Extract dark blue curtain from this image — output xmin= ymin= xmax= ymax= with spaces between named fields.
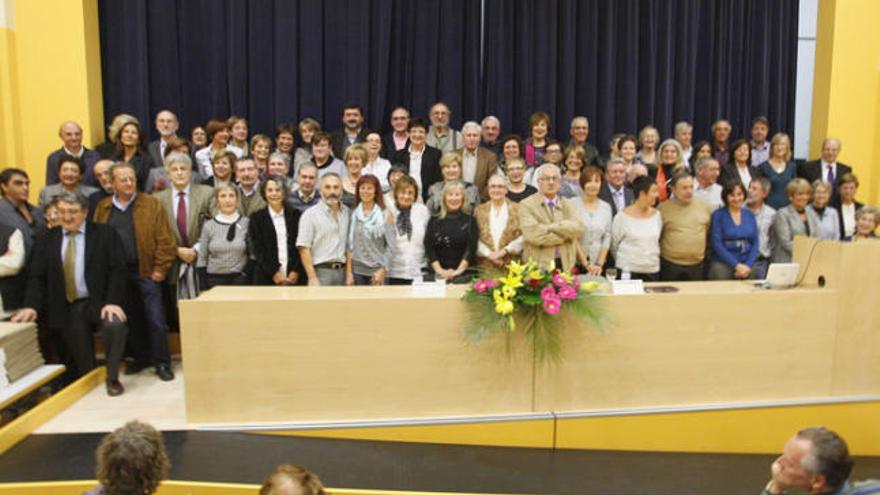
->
xmin=99 ymin=0 xmax=797 ymax=149
xmin=98 ymin=0 xmax=482 ymax=140
xmin=482 ymin=0 xmax=799 ymax=151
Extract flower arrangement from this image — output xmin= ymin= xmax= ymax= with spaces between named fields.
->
xmin=462 ymin=260 xmax=606 ymax=364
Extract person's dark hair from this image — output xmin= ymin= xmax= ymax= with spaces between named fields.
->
xmin=205 ymin=119 xmax=229 ymax=143
xmin=163 ymin=136 xmax=193 ymax=159
xmin=276 ymin=122 xmax=296 ymax=140
xmin=260 ymin=174 xmax=290 ymax=202
xmin=114 ymin=121 xmax=145 ymax=157
xmin=408 ymin=117 xmax=429 ymax=132
xmin=690 ymin=140 xmax=713 ymax=168
xmin=721 ymin=181 xmax=747 ymax=207
xmin=354 ymin=174 xmax=384 ymax=210
xmin=730 ymin=139 xmax=752 ymax=165
xmin=751 ymin=115 xmax=770 ymax=129
xmin=617 ymin=134 xmax=638 ymax=153
xmin=528 ymin=111 xmax=552 ymax=136
xmin=0 ymin=168 xmax=27 ymax=198
xmin=669 ymin=172 xmax=693 ymax=189
xmin=311 ymin=131 xmax=332 ymax=147
xmin=57 ymin=154 xmax=86 ymax=175
xmin=796 ymin=427 xmax=854 ymax=491
xmin=609 ymin=133 xmax=626 ymax=150
xmin=259 ymin=464 xmax=327 ymax=495
xmin=501 ymin=134 xmax=523 ymax=153
xmin=341 ymin=102 xmax=363 ymax=115
xmin=386 ymin=165 xmax=407 ymax=182
xmin=95 ymin=420 xmax=169 ymax=495
xmin=631 ymin=175 xmax=655 ymax=198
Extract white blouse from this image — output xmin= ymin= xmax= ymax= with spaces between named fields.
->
xmin=611 ymin=210 xmax=663 ymax=274
xmin=477 ymin=202 xmax=524 ymax=256
xmin=384 ymin=203 xmax=430 ymax=280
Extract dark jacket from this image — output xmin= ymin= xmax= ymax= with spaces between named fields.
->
xmin=45 ymin=147 xmax=102 ymax=187
xmin=248 ymin=206 xmax=302 ymax=285
xmin=798 ymin=160 xmax=853 ymax=205
xmin=113 ymin=149 xmax=156 ymax=192
xmin=381 ymin=132 xmax=409 ymax=158
xmin=719 ymin=162 xmax=763 ymax=188
xmin=330 ymin=128 xmax=370 ymax=158
xmin=391 ymin=146 xmax=443 ymax=201
xmin=598 ymin=182 xmax=635 ymax=217
xmin=23 ymin=224 xmax=126 ymax=328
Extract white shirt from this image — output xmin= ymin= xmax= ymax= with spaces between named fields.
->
xmin=681 ymin=146 xmax=692 ymax=164
xmin=364 ymin=157 xmax=392 ymax=192
xmin=611 ymin=210 xmax=663 ymax=274
xmin=477 ymin=202 xmax=524 ymax=256
xmin=736 ymin=164 xmax=753 ymax=188
xmin=269 ymin=207 xmax=288 ymax=275
xmin=384 ymin=203 xmax=430 ymax=280
xmin=63 ymin=146 xmax=85 ymax=158
xmin=462 ymin=149 xmax=478 ymax=183
xmin=195 ymin=145 xmax=244 ymax=177
xmin=821 ymin=160 xmax=838 ymax=182
xmin=694 ymin=182 xmax=723 ymax=211
xmin=408 ymin=146 xmax=425 ymax=192
xmin=841 ymin=202 xmax=856 ymax=238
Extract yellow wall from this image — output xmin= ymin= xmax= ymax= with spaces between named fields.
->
xmin=810 ymin=0 xmax=880 ymax=204
xmin=0 ymin=0 xmax=103 ymax=200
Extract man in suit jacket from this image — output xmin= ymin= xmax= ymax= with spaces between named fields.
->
xmin=568 ymin=116 xmax=601 ymax=167
xmin=330 ymin=104 xmax=370 ymax=158
xmin=45 ymin=121 xmax=102 ymax=187
xmin=798 ymin=138 xmax=852 ymax=204
xmin=454 ymin=121 xmax=499 ymax=201
xmin=147 ymin=110 xmax=180 ymax=170
xmin=597 ymin=158 xmax=635 ymax=217
xmin=391 ymin=118 xmax=442 ymax=201
xmin=382 ymin=106 xmax=410 ymax=158
xmin=519 ymin=164 xmax=584 ymax=271
xmin=13 ymin=192 xmax=128 ymax=396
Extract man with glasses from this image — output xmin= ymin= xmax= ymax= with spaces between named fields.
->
xmin=426 ymin=102 xmax=463 ymax=153
xmin=383 ymin=106 xmax=411 ymax=157
xmin=518 ymin=164 xmax=584 ymax=271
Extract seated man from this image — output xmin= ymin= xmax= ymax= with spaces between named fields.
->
xmin=519 ymin=164 xmax=584 ymax=271
xmin=762 ymin=427 xmax=878 ymax=495
xmin=13 ymin=192 xmax=128 ymax=396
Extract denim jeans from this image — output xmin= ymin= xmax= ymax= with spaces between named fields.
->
xmin=124 ymin=273 xmax=170 ymax=367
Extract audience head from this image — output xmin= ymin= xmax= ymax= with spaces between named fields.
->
xmin=211 ymin=150 xmax=236 ymax=182
xmin=604 ymin=157 xmax=627 ymax=189
xmin=55 ymin=192 xmax=89 ymax=232
xmin=227 ymin=116 xmax=249 ymax=144
xmin=297 ymin=118 xmax=320 ymax=146
xmin=311 ymin=132 xmax=332 ymax=162
xmin=276 ymin=123 xmax=297 ymax=153
xmin=393 ymin=175 xmax=419 ymax=209
xmin=658 ymin=139 xmax=684 ymax=168
xmin=354 ymin=174 xmax=384 ymax=209
xmin=440 ymin=152 xmax=463 ymax=181
xmin=770 ymin=132 xmax=793 ymax=161
xmin=57 ymin=155 xmax=86 ymax=188
xmin=692 ymin=140 xmax=713 ymax=161
xmin=191 ymin=125 xmax=208 ymax=149
xmin=267 ymin=152 xmax=291 ymax=178
xmin=364 ymin=131 xmax=383 ymax=159
xmin=205 ymin=119 xmax=230 ymax=146
xmin=117 ymin=120 xmax=145 ymax=153
xmin=58 ymin=121 xmax=84 ymax=151
xmin=319 ymin=173 xmax=343 ymax=207
xmin=481 ymin=116 xmax=501 ymax=143
xmin=712 ymin=119 xmax=732 ymax=145
xmin=93 ymin=159 xmax=114 ymax=192
xmin=234 ymin=157 xmax=259 ymax=190
xmin=162 ymin=136 xmax=193 ymax=160
xmin=343 ymin=144 xmax=368 ymax=176
xmin=674 ymin=121 xmax=693 ymax=149
xmin=543 ymin=141 xmax=563 ymax=165
xmin=535 ymin=163 xmax=562 ymax=199
xmin=386 ymin=166 xmax=407 ymax=189
xmin=771 ymin=427 xmax=853 ymax=493
xmin=109 ymin=162 xmax=137 ymax=199
xmin=487 ymin=174 xmax=508 ymax=203
xmin=44 ymin=197 xmax=61 ymax=228
xmin=579 ymin=166 xmax=603 ymax=197
xmin=751 ymin=116 xmax=769 ymax=144
xmin=721 ymin=181 xmax=747 ymax=209
xmin=730 ymin=139 xmax=752 ymax=166
xmin=670 ymin=173 xmax=695 ymax=204
xmin=855 ymin=206 xmax=879 ymax=237
xmin=439 ymin=181 xmax=468 ymax=218
xmin=341 ymin=103 xmax=364 ymax=131
xmin=631 ymin=175 xmax=658 ymax=205
xmin=214 ymin=184 xmax=240 ymax=215
xmin=617 ymin=135 xmax=638 ymax=164
xmin=786 ymin=178 xmax=812 ymax=211
xmin=297 ymin=163 xmax=318 ymax=195
xmin=501 ymin=134 xmax=523 ymax=161
xmin=638 ymin=126 xmax=660 ymax=151
xmin=528 ymin=111 xmax=551 ymax=141
xmin=251 ymin=134 xmax=273 ymax=163
xmin=608 ymin=133 xmax=626 ymax=157
xmin=408 ymin=118 xmax=429 ymax=147
xmin=821 ymin=138 xmax=842 ymax=164
xmin=569 ymin=116 xmax=590 ymax=144
xmin=429 ymin=102 xmax=452 ymax=129
xmin=748 ymin=176 xmax=771 ymax=206
xmin=0 ymin=168 xmax=29 ymax=204
xmin=504 ymin=158 xmax=527 ymax=185
xmin=390 ymin=107 xmax=410 ymax=133
xmin=259 ymin=464 xmax=327 ymax=495
xmin=107 ymin=114 xmax=140 ymax=145
xmin=95 ymin=421 xmax=169 ymax=495
xmin=164 ymin=152 xmax=193 ymax=190
xmin=695 ymin=157 xmax=720 ymax=186
xmin=626 ymin=163 xmax=649 ymax=185
xmin=811 ymin=180 xmax=832 ymax=209
xmin=563 ymin=145 xmax=586 ymax=174
xmin=461 ymin=121 xmax=482 ymax=150
xmin=154 ymin=110 xmax=179 ymax=139
xmin=837 ymin=173 xmax=859 ymax=204
xmin=260 ymin=174 xmax=290 ymax=208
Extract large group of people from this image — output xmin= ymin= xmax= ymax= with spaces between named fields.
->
xmin=1 ymin=105 xmax=878 ymax=396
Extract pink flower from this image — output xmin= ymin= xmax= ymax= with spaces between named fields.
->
xmin=540 ymin=286 xmax=557 ymax=300
xmin=558 ymin=284 xmax=577 ymax=300
xmin=543 ymin=296 xmax=562 ymax=315
xmin=552 ymin=273 xmax=568 ymax=287
xmin=473 ymin=279 xmax=497 ymax=293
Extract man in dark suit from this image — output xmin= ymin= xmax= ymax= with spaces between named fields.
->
xmin=46 ymin=121 xmax=101 ymax=187
xmin=454 ymin=121 xmax=499 ymax=201
xmin=12 ymin=192 xmax=128 ymax=396
xmin=330 ymin=103 xmax=370 ymax=158
xmin=597 ymin=157 xmax=634 ymax=217
xmin=798 ymin=138 xmax=852 ymax=204
xmin=147 ymin=110 xmax=179 ymax=169
xmin=390 ymin=118 xmax=442 ymax=201
xmin=382 ymin=106 xmax=410 ymax=158
xmin=568 ymin=116 xmax=601 ymax=167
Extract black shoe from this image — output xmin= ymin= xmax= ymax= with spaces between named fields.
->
xmin=156 ymin=365 xmax=175 ymax=381
xmin=106 ymin=380 xmax=124 ymax=397
xmin=124 ymin=360 xmax=150 ymax=375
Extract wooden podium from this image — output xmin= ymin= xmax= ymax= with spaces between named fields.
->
xmin=180 ymin=238 xmax=880 ymax=444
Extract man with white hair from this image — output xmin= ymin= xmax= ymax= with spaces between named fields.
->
xmin=480 ymin=116 xmax=502 ymax=156
xmin=454 ymin=121 xmax=498 ymax=201
xmin=46 ymin=121 xmax=102 ymax=186
xmin=674 ymin=121 xmax=694 ymax=164
xmin=518 ymin=164 xmax=584 ymax=271
xmin=568 ymin=116 xmax=600 ymax=167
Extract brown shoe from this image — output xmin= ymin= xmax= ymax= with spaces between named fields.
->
xmin=106 ymin=380 xmax=124 ymax=397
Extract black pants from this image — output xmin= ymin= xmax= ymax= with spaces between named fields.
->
xmin=56 ymin=299 xmax=128 ymax=381
xmin=629 ymin=272 xmax=660 ymax=282
xmin=659 ymin=257 xmax=704 ymax=282
xmin=207 ymin=272 xmax=249 ymax=288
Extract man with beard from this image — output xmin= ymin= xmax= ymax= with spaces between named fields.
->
xmin=330 ymin=104 xmax=369 ymax=158
xmin=426 ymin=101 xmax=463 ymax=153
xmin=296 ymin=173 xmax=350 ymax=286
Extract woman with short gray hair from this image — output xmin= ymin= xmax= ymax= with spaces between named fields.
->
xmin=807 ymin=180 xmax=840 ymax=241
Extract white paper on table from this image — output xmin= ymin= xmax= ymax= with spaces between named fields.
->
xmin=611 ymin=279 xmax=644 ymax=295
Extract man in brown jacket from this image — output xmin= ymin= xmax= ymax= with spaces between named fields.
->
xmin=93 ymin=162 xmax=177 ymax=381
xmin=519 ymin=164 xmax=584 ymax=271
xmin=454 ymin=121 xmax=498 ymax=201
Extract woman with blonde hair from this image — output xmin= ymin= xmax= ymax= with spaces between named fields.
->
xmin=770 ymin=178 xmax=820 ymax=262
xmin=653 ymin=139 xmax=685 ymax=202
xmin=342 ymin=144 xmax=369 ymax=208
xmin=424 ymin=182 xmax=479 ymax=283
xmin=758 ymin=132 xmax=797 ymax=209
xmin=425 ymin=152 xmax=480 ymax=215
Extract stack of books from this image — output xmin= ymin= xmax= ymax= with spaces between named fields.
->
xmin=0 ymin=323 xmax=44 ymax=390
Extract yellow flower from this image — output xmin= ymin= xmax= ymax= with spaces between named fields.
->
xmin=546 ymin=259 xmax=556 ymax=271
xmin=580 ymin=281 xmax=600 ymax=292
xmin=495 ymin=298 xmax=514 ymax=315
xmin=528 ymin=269 xmax=544 ymax=280
xmin=507 ymin=260 xmax=527 ymax=276
xmin=493 ymin=289 xmax=505 ymax=304
xmin=498 ymin=272 xmax=524 ymax=289
xmin=508 ymin=315 xmax=516 ymax=331
xmin=502 ymin=285 xmax=516 ymax=299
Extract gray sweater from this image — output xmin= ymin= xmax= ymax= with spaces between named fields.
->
xmin=197 ymin=216 xmax=250 ymax=274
